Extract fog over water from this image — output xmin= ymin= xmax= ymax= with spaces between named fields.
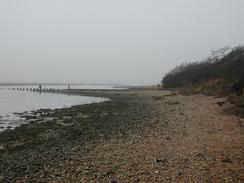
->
xmin=0 ymin=0 xmax=244 ymax=85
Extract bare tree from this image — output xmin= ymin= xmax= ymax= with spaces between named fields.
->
xmin=210 ymin=46 xmax=231 ymax=62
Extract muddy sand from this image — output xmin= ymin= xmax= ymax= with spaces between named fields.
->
xmin=0 ymin=89 xmax=243 ymax=182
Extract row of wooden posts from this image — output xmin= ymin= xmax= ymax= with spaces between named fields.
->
xmin=0 ymin=87 xmax=59 ymax=92
xmin=0 ymin=84 xmax=68 ymax=92
xmin=0 ymin=85 xmax=72 ymax=93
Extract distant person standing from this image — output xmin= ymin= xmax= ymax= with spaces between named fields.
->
xmin=39 ymin=84 xmax=42 ymax=91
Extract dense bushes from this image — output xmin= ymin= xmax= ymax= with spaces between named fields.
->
xmin=162 ymin=46 xmax=244 ymax=95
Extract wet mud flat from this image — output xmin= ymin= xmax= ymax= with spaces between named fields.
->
xmin=0 ymin=90 xmax=152 ymax=182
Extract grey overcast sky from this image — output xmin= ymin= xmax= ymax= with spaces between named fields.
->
xmin=0 ymin=0 xmax=244 ymax=85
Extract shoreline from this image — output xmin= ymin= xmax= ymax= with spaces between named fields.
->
xmin=0 ymin=89 xmax=243 ymax=182
xmin=0 ymin=89 xmax=152 ymax=182
xmin=0 ymin=90 xmax=110 ymax=132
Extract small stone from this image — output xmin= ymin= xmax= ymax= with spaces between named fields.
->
xmin=221 ymin=157 xmax=232 ymax=163
xmin=111 ymin=180 xmax=118 ymax=183
xmin=165 ymin=137 xmax=171 ymax=140
xmin=155 ymin=158 xmax=166 ymax=163
xmin=176 ymin=169 xmax=182 ymax=176
xmin=106 ymin=171 xmax=115 ymax=176
xmin=0 ymin=144 xmax=4 ymax=151
xmin=155 ymin=170 xmax=159 ymax=174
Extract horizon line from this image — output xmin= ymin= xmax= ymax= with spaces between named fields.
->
xmin=0 ymin=82 xmax=134 ymax=86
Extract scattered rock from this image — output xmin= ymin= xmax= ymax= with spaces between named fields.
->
xmin=152 ymin=96 xmax=165 ymax=100
xmin=238 ymin=101 xmax=244 ymax=108
xmin=0 ymin=144 xmax=4 ymax=151
xmin=163 ymin=93 xmax=178 ymax=97
xmin=165 ymin=101 xmax=179 ymax=105
xmin=111 ymin=180 xmax=118 ymax=183
xmin=196 ymin=153 xmax=203 ymax=157
xmin=155 ymin=158 xmax=166 ymax=163
xmin=165 ymin=136 xmax=171 ymax=140
xmin=24 ymin=115 xmax=38 ymax=120
xmin=0 ymin=89 xmax=243 ymax=182
xmin=177 ymin=169 xmax=182 ymax=176
xmin=105 ymin=171 xmax=115 ymax=176
xmin=221 ymin=157 xmax=232 ymax=163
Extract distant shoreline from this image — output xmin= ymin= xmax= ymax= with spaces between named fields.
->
xmin=0 ymin=82 xmax=130 ymax=86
